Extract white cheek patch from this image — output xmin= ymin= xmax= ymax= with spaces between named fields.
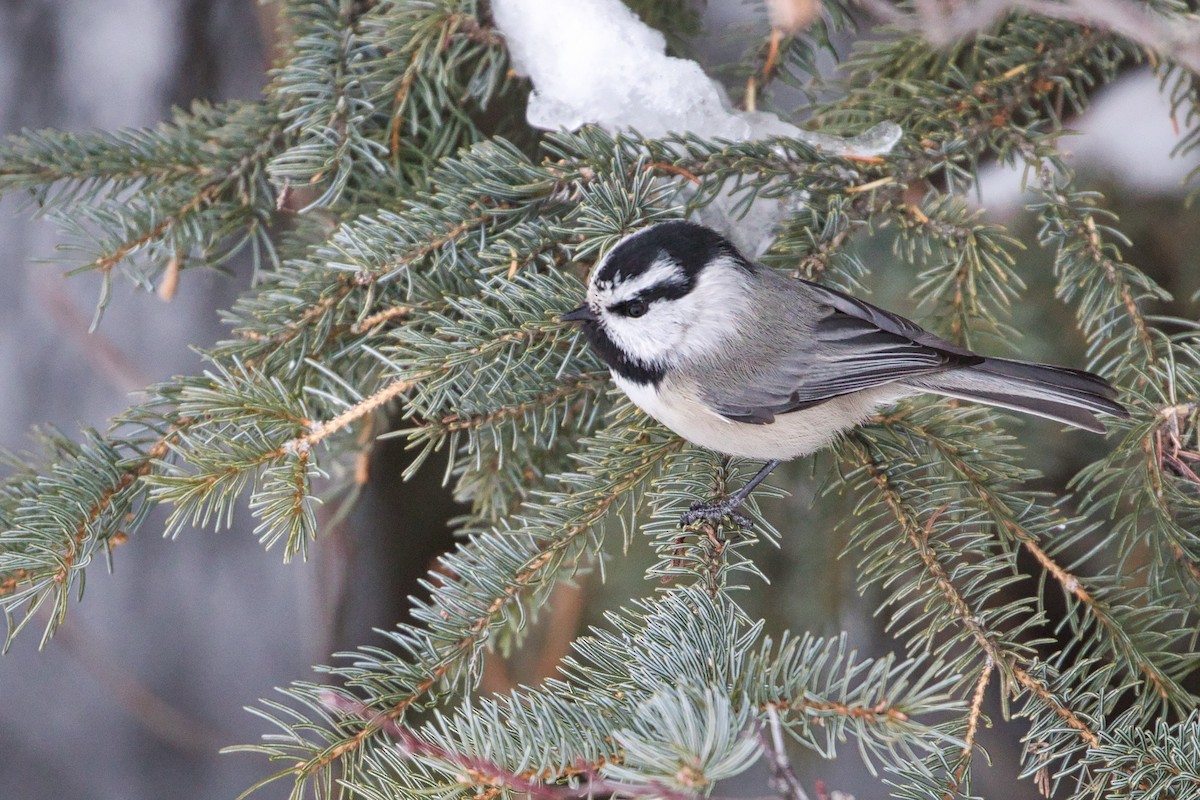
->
xmin=587 ymin=254 xmax=751 ymax=372
xmin=665 ymin=258 xmax=749 ymax=361
xmin=604 ymin=312 xmax=680 ymax=366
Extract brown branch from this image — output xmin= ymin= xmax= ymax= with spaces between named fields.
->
xmin=644 ymin=161 xmax=702 ymax=185
xmin=756 ymin=692 xmax=915 ymax=795
xmin=420 ymin=375 xmax=606 ymax=434
xmin=235 ymin=274 xmax=358 ymax=344
xmin=946 ymin=658 xmax=995 ymax=797
xmin=54 ymin=425 xmax=181 ymax=588
xmin=777 ymin=696 xmax=910 ymax=725
xmin=288 ymin=376 xmax=420 ymax=455
xmin=320 ymin=694 xmax=697 ymax=800
xmin=1011 ymin=665 xmax=1100 ymax=748
xmin=844 ymin=176 xmax=896 ymax=194
xmin=350 ymin=303 xmax=414 ymax=334
xmin=389 ymin=66 xmax=419 ymax=161
xmin=90 ymin=183 xmax=222 ymax=274
xmin=963 ymin=658 xmax=994 ymax=756
xmin=745 ymin=28 xmax=786 ymax=113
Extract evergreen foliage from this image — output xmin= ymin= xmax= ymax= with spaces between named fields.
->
xmin=3 ymin=1 xmax=1200 ymax=798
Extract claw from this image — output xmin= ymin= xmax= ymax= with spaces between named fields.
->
xmin=679 ymin=499 xmax=752 ymax=530
xmin=677 ymin=459 xmax=781 ymax=531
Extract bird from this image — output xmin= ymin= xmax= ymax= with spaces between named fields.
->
xmin=559 ymin=220 xmax=1129 ymax=528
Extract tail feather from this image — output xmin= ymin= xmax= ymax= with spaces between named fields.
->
xmin=909 ymin=357 xmax=1129 ymax=433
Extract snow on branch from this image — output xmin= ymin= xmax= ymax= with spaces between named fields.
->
xmin=491 ymin=0 xmax=901 ymax=255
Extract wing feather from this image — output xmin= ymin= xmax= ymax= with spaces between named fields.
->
xmin=703 ymin=278 xmax=981 ymax=424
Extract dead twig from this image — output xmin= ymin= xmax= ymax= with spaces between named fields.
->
xmin=761 ymin=704 xmax=812 ymax=800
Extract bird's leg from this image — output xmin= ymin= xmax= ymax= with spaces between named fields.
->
xmin=679 ymin=459 xmax=781 ymax=529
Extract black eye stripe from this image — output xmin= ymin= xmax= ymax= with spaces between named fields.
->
xmin=607 ymin=280 xmax=692 ymax=316
xmin=639 ymin=281 xmax=691 ymax=303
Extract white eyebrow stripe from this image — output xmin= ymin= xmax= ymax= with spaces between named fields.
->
xmin=605 ymin=257 xmax=685 ymax=304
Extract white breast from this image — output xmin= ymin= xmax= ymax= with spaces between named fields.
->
xmin=613 ymin=372 xmax=910 ymax=460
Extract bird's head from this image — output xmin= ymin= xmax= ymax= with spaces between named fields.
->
xmin=560 ymin=220 xmax=755 ymax=383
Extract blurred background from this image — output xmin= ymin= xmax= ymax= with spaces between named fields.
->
xmin=1 ymin=2 xmax=1197 ymax=799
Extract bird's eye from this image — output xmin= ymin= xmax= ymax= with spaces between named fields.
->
xmin=624 ymin=300 xmax=648 ymax=318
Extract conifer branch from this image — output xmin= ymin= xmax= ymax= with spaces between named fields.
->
xmin=0 ymin=419 xmax=196 ymax=645
xmin=349 ymin=303 xmax=414 ymax=334
xmin=0 ymin=101 xmax=283 ymax=289
xmin=234 ymin=273 xmax=362 ymax=345
xmin=6 ymin=4 xmax=1199 ymax=799
xmin=386 ymin=49 xmax=422 ymax=163
xmin=89 ymin=183 xmax=225 ymax=274
xmin=415 ymin=374 xmax=606 ymax=434
xmin=321 ymin=693 xmax=697 ymax=800
xmin=278 ymin=424 xmax=683 ymax=791
xmin=0 ymin=101 xmax=276 ymax=198
xmin=776 ymin=696 xmax=912 ymax=726
xmin=374 ymin=210 xmax=494 ymax=275
xmin=297 ymin=548 xmax=563 ymax=774
xmin=50 ymin=432 xmax=172 ymax=582
xmin=268 ymin=0 xmax=387 ymax=205
xmin=949 ymin=658 xmax=994 ymax=795
xmin=292 ymin=375 xmax=420 ymax=453
xmin=1019 ymin=143 xmax=1165 ymax=368
xmin=876 ymin=409 xmax=1194 ymax=709
xmin=845 ymin=434 xmax=1103 ymax=750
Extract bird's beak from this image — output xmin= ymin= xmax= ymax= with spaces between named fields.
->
xmin=559 ymin=304 xmax=598 ymax=323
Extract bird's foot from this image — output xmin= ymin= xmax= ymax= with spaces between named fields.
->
xmin=679 ymin=498 xmax=752 ymax=531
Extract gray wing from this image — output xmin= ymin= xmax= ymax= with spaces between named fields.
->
xmin=705 ymin=278 xmax=982 ymax=424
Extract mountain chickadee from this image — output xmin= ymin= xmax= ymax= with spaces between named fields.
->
xmin=561 ymin=220 xmax=1129 ymax=528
